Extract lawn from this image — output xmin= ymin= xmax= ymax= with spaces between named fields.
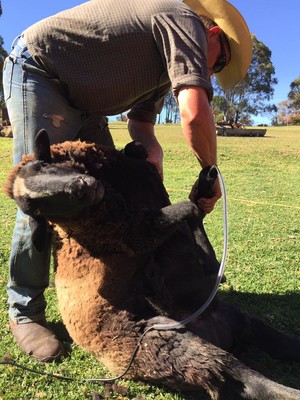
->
xmin=0 ymin=124 xmax=299 ymax=399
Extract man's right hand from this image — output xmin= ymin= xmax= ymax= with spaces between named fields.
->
xmin=189 ymin=178 xmax=221 ymax=214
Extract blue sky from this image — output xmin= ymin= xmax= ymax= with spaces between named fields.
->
xmin=1 ymin=0 xmax=299 ymax=123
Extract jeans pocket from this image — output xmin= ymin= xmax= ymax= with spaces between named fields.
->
xmin=2 ymin=56 xmax=15 ymax=102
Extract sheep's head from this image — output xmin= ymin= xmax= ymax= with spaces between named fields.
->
xmin=5 ymin=129 xmax=105 ymax=252
xmin=8 ymin=129 xmax=105 ymax=221
xmin=14 ymin=161 xmax=104 ymax=219
xmin=5 ymin=129 xmax=203 ymax=256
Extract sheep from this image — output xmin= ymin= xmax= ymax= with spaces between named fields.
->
xmin=5 ymin=129 xmax=300 ymax=400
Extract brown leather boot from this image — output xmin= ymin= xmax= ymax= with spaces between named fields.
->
xmin=10 ymin=320 xmax=64 ymax=362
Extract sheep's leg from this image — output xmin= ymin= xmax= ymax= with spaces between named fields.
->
xmin=132 ymin=317 xmax=300 ymax=400
xmin=129 ymin=201 xmax=202 ymax=253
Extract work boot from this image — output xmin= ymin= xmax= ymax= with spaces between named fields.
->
xmin=10 ymin=319 xmax=64 ymax=362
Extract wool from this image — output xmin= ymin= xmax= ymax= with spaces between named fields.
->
xmin=5 ymin=130 xmax=300 ymax=399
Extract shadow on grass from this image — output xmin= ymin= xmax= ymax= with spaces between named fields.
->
xmin=220 ymin=290 xmax=300 ymax=390
xmin=48 ymin=320 xmax=74 ymax=359
xmin=219 ymin=290 xmax=300 ymax=335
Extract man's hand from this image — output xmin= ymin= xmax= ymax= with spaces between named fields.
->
xmin=127 ymin=119 xmax=164 ymax=179
xmin=197 ymin=180 xmax=221 ymax=214
xmin=144 ymin=141 xmax=164 ymax=180
xmin=189 ymin=176 xmax=221 ymax=214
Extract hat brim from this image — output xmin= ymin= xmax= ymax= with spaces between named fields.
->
xmin=184 ymin=0 xmax=252 ymax=90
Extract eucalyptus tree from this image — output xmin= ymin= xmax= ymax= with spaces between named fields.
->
xmin=288 ymin=77 xmax=300 ymax=112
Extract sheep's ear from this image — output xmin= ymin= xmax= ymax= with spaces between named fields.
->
xmin=29 ymin=216 xmax=49 ymax=253
xmin=34 ymin=129 xmax=51 ymax=163
xmin=123 ymin=141 xmax=148 ymax=160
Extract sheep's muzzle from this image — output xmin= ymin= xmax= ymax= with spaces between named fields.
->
xmin=12 ymin=160 xmax=105 ymax=220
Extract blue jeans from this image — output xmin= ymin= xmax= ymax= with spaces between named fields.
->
xmin=3 ymin=36 xmax=113 ymax=323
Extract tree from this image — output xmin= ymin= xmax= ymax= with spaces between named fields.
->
xmin=211 ymin=95 xmax=231 ymax=123
xmin=0 ymin=1 xmax=8 ymax=108
xmin=116 ymin=112 xmax=128 ymax=122
xmin=212 ymin=35 xmax=278 ymax=124
xmin=275 ymin=78 xmax=300 ymax=126
xmin=276 ymin=100 xmax=292 ymax=125
xmin=162 ymin=91 xmax=180 ymax=123
xmin=287 ymin=77 xmax=300 ymax=113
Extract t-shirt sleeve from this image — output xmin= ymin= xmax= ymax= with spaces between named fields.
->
xmin=151 ymin=8 xmax=213 ymax=101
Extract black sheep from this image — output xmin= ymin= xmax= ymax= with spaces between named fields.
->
xmin=5 ymin=130 xmax=300 ymax=400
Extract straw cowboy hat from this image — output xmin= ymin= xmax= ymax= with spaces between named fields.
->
xmin=184 ymin=0 xmax=252 ymax=90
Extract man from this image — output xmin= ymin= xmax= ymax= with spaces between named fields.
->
xmin=2 ymin=0 xmax=252 ymax=362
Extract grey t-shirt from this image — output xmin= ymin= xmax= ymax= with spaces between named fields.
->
xmin=23 ymin=0 xmax=212 ymax=123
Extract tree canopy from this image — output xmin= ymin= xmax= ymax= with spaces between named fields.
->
xmin=283 ymin=77 xmax=300 ymax=125
xmin=288 ymin=77 xmax=300 ymax=112
xmin=161 ymin=91 xmax=179 ymax=124
xmin=0 ymin=1 xmax=8 ymax=107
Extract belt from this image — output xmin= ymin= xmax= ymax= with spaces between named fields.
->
xmin=10 ymin=35 xmax=31 ymax=59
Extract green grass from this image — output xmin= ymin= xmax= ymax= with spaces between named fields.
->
xmin=0 ymin=124 xmax=299 ymax=399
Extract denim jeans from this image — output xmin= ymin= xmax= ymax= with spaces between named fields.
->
xmin=3 ymin=36 xmax=114 ymax=323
